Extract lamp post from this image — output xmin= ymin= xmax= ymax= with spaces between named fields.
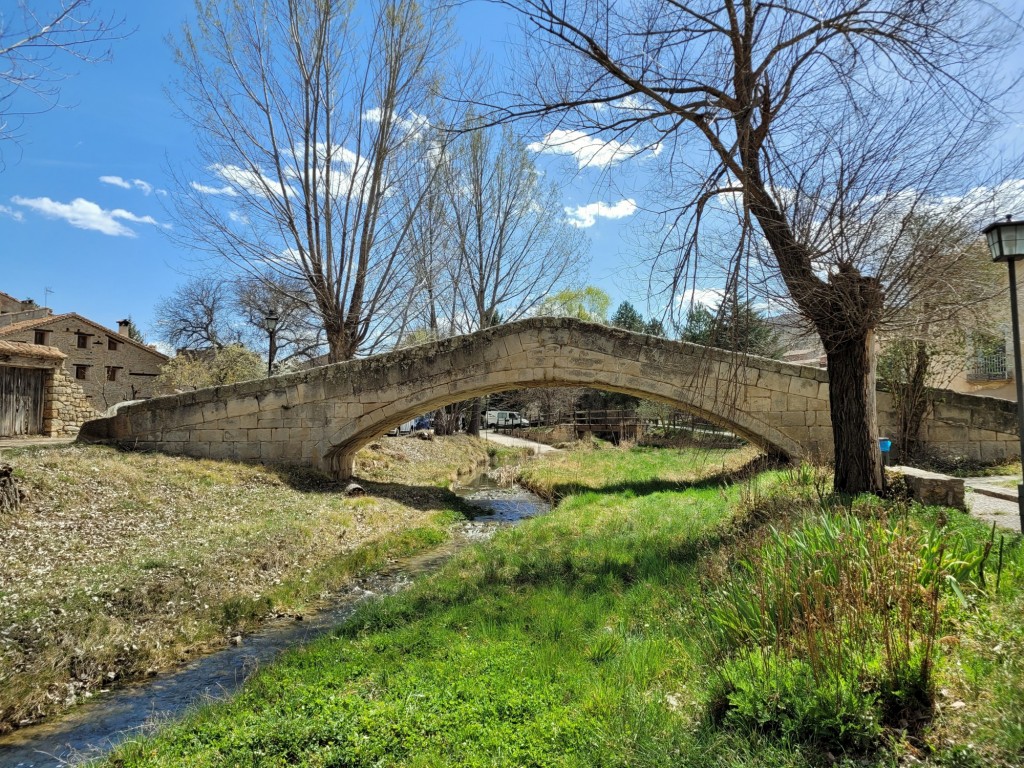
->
xmin=264 ymin=313 xmax=279 ymax=377
xmin=983 ymin=215 xmax=1024 ymax=531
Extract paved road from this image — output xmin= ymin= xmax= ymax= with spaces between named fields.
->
xmin=963 ymin=477 xmax=1021 ymax=532
xmin=479 ymin=430 xmax=561 ymax=455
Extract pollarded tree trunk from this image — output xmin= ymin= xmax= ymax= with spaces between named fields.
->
xmin=0 ymin=465 xmax=20 ymax=515
xmin=823 ymin=329 xmax=883 ymax=494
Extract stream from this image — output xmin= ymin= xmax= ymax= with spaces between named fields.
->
xmin=0 ymin=471 xmax=549 ymax=768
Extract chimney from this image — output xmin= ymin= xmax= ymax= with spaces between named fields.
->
xmin=117 ymin=318 xmax=131 ymax=336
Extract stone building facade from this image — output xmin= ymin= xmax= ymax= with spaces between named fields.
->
xmin=0 ymin=312 xmax=168 ymax=410
xmin=0 ymin=340 xmax=96 ymax=436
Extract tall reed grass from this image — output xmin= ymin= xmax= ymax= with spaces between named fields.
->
xmin=702 ymin=470 xmax=996 ymax=751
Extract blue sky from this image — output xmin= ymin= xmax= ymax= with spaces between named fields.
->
xmin=1 ymin=1 xmax=1022 ymax=343
xmin=0 ymin=0 xmax=652 ymax=341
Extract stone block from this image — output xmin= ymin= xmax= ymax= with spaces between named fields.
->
xmin=747 ymin=397 xmax=772 ymax=413
xmin=260 ymin=442 xmax=289 ymax=461
xmin=757 ymin=370 xmax=787 ymax=393
xmin=258 ymin=389 xmax=290 ymax=411
xmin=926 ymin=424 xmax=970 ymax=444
xmin=932 ymin=402 xmax=971 ymax=425
xmin=193 ymin=429 xmax=224 ymax=443
xmin=788 ymin=376 xmax=819 ymax=398
xmin=888 ymin=466 xmax=964 ymax=510
xmin=201 ymin=400 xmax=229 ymax=423
xmin=225 ymin=396 xmax=260 ymax=419
xmin=248 ymin=428 xmax=272 ymax=441
xmin=779 ymin=411 xmax=806 ymax=427
xmin=787 ymin=394 xmax=808 ymax=412
xmin=980 ymin=440 xmax=1015 ymax=462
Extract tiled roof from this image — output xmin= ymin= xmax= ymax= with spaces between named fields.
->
xmin=0 ymin=312 xmax=73 ymax=337
xmin=0 ymin=340 xmax=66 ymax=361
xmin=0 ymin=312 xmax=169 ymax=360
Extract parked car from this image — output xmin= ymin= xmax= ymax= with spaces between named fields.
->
xmin=386 ymin=419 xmax=416 ymax=436
xmin=484 ymin=410 xmax=529 ymax=428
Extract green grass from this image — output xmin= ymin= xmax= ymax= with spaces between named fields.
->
xmin=0 ymin=436 xmax=490 ymax=733
xmin=100 ymin=448 xmax=1024 ymax=768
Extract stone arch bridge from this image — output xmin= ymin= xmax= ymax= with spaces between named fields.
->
xmin=78 ymin=317 xmax=1020 ymax=479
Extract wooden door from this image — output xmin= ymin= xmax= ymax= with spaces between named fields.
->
xmin=0 ymin=366 xmax=45 ymax=437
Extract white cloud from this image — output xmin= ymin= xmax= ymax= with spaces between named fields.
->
xmin=99 ymin=175 xmax=131 ymax=189
xmin=99 ymin=175 xmax=164 ymax=196
xmin=0 ymin=204 xmax=23 ymax=222
xmin=211 ymin=164 xmax=295 ymax=198
xmin=362 ymin=108 xmax=429 ymax=139
xmin=528 ymin=129 xmax=653 ymax=169
xmin=677 ymin=288 xmax=725 ymax=310
xmin=190 ymin=180 xmax=239 ymax=197
xmin=11 ymin=195 xmax=166 ymax=237
xmin=565 ymin=198 xmax=638 ymax=228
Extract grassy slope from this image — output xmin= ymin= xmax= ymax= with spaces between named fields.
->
xmin=0 ymin=436 xmax=489 ymax=732
xmin=102 ymin=445 xmax=1024 ymax=768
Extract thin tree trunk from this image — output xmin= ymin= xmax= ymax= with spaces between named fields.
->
xmin=900 ymin=340 xmax=930 ymax=460
xmin=468 ymin=398 xmax=482 ymax=437
xmin=825 ymin=329 xmax=883 ymax=494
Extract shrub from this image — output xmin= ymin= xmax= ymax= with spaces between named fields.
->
xmin=702 ymin=507 xmax=992 ymax=751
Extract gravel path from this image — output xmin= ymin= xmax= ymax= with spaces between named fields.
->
xmin=479 ymin=430 xmax=561 ymax=455
xmin=966 ymin=492 xmax=1020 ymax=532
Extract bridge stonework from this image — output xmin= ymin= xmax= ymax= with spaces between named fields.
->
xmin=77 ymin=318 xmax=1021 ymax=478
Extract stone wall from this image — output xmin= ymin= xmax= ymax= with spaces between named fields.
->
xmin=77 ymin=317 xmax=1023 ymax=478
xmin=877 ymin=388 xmax=1020 ymax=464
xmin=44 ymin=366 xmax=100 ymax=437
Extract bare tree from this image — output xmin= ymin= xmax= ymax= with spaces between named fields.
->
xmin=447 ymin=122 xmax=586 ymax=432
xmin=234 ymin=274 xmax=325 ymax=368
xmin=494 ymin=0 xmax=1021 ymax=492
xmin=440 ymin=122 xmax=586 ymax=334
xmin=0 ymin=0 xmax=127 ymax=154
xmin=170 ymin=0 xmax=454 ymax=362
xmin=153 ymin=275 xmax=240 ymax=351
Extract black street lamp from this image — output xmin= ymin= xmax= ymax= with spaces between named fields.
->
xmin=983 ymin=215 xmax=1024 ymax=531
xmin=264 ymin=313 xmax=279 ymax=377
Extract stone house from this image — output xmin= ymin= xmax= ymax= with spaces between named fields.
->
xmin=0 ymin=298 xmax=169 ymax=437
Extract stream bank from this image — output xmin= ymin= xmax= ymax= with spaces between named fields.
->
xmin=0 ymin=467 xmax=549 ymax=768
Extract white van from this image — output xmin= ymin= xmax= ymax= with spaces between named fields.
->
xmin=485 ymin=410 xmax=529 ymax=428
xmin=386 ymin=419 xmax=416 ymax=436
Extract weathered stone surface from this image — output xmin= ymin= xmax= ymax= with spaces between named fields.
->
xmin=888 ymin=466 xmax=965 ymax=511
xmin=74 ymin=317 xmax=1021 ymax=479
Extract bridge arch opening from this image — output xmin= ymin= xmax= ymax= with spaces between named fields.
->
xmin=322 ymin=370 xmax=802 ymax=479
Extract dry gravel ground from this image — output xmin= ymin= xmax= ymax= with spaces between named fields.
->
xmin=0 ymin=436 xmax=489 ymax=733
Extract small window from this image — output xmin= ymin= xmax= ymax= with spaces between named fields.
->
xmin=76 ymin=333 xmax=88 ymax=349
xmin=106 ymin=366 xmax=119 ymax=382
xmin=75 ymin=365 xmax=88 ymax=380
xmin=108 ymin=338 xmax=119 ymax=351
xmin=34 ymin=330 xmax=49 ymax=345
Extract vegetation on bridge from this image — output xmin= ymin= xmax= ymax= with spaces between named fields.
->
xmin=102 ymin=445 xmax=1023 ymax=767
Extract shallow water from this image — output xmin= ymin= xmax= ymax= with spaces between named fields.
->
xmin=0 ymin=472 xmax=548 ymax=767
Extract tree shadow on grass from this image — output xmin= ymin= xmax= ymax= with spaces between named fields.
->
xmin=267 ymin=463 xmax=481 ymax=516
